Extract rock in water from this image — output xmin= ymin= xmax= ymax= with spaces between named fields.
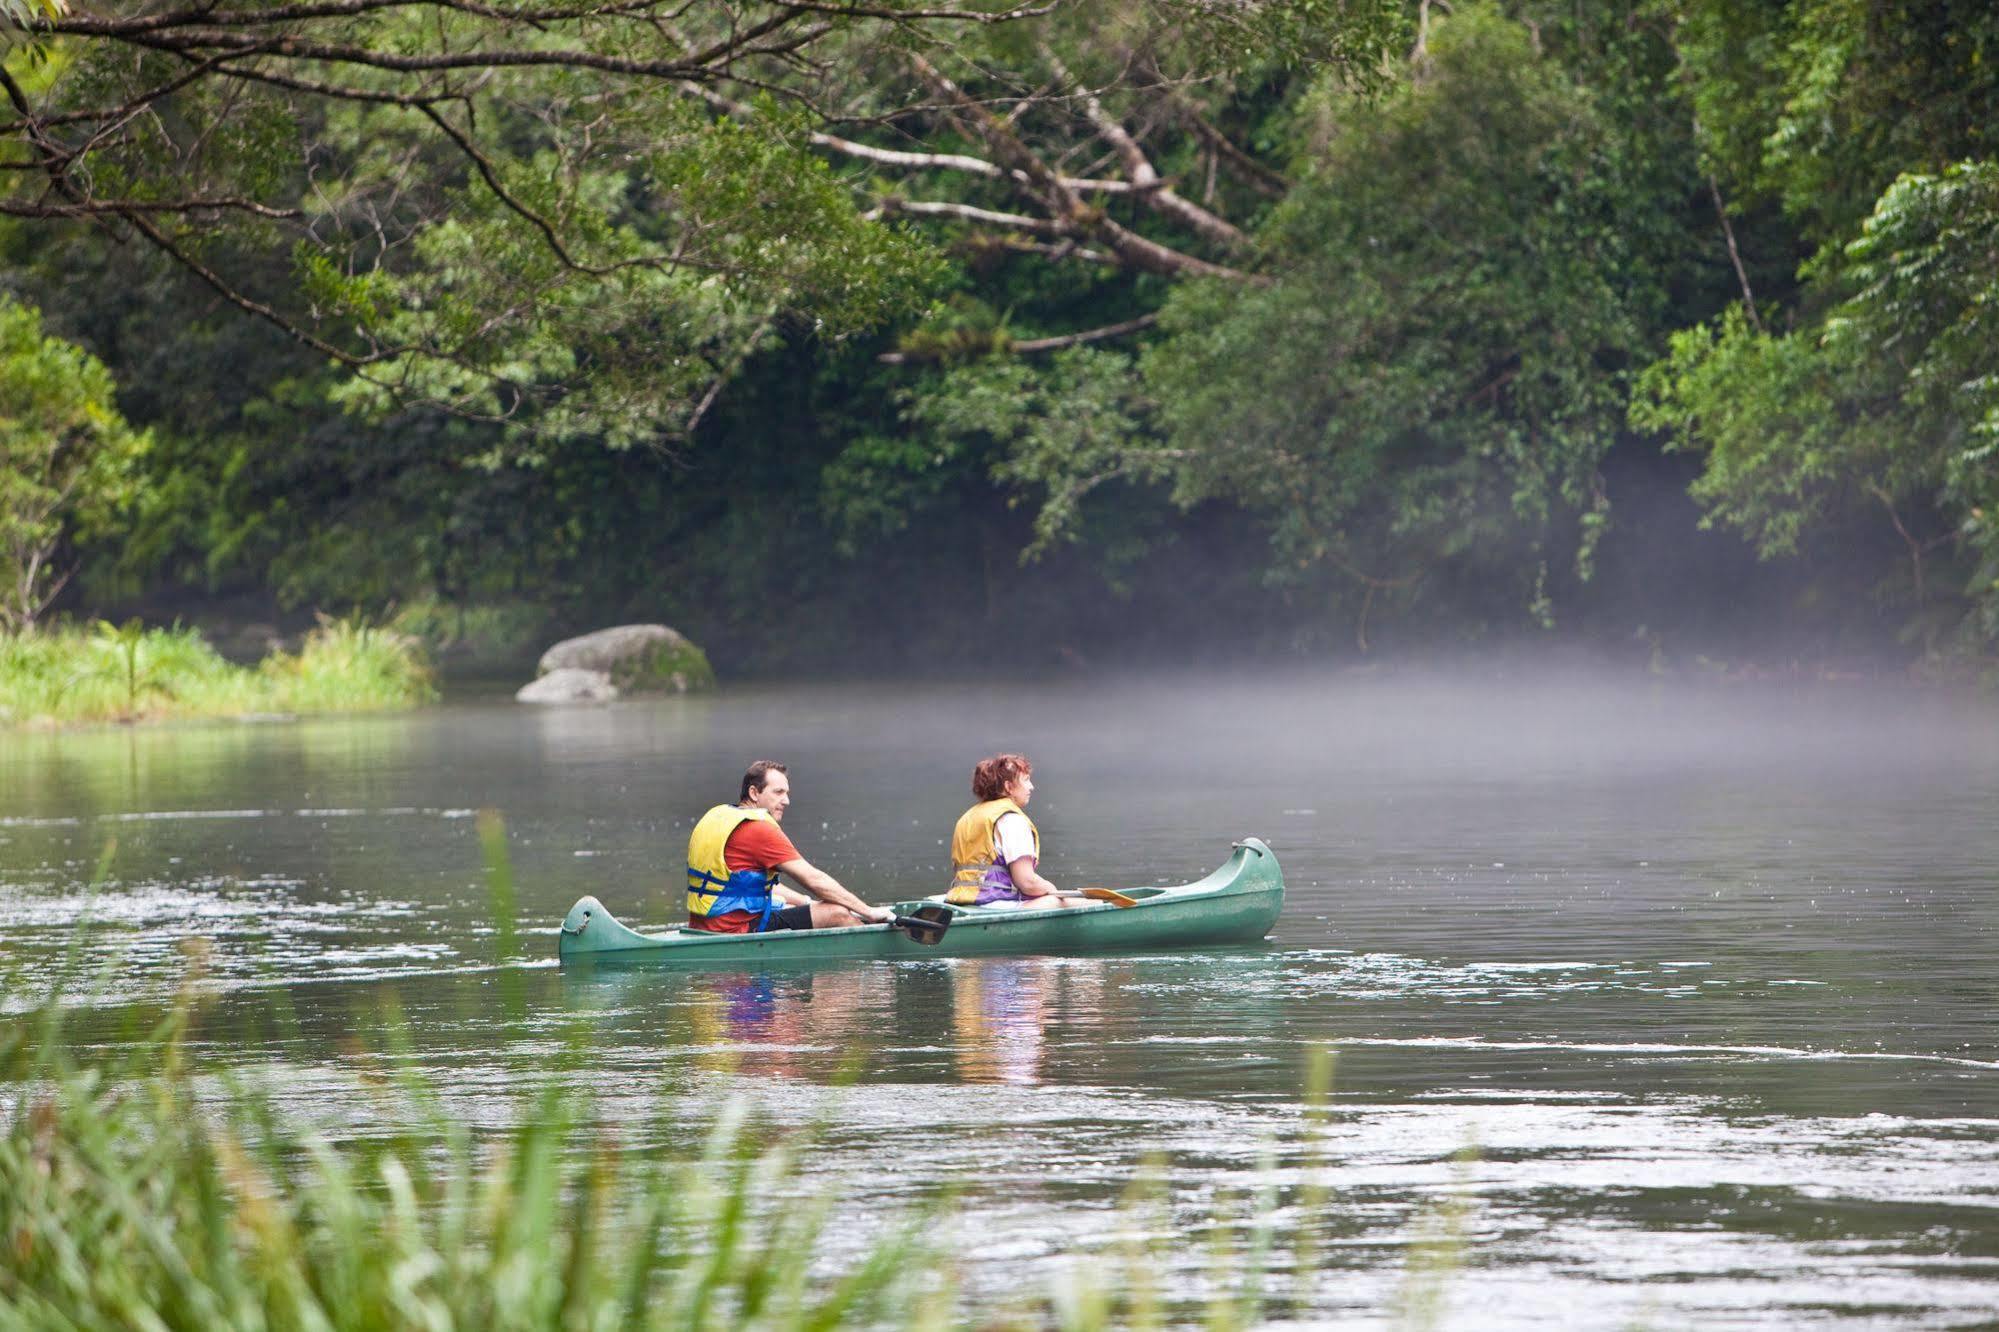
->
xmin=533 ymin=624 xmax=715 ymax=693
xmin=516 ymin=668 xmax=619 ymax=705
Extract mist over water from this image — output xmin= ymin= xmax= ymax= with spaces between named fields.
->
xmin=4 ymin=669 xmax=1997 ymax=1327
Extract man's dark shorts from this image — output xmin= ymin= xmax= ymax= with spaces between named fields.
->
xmin=759 ymin=904 xmax=816 ymax=932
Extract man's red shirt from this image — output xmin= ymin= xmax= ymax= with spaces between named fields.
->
xmin=692 ymin=817 xmax=801 ymax=933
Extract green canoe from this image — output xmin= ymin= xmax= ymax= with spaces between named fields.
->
xmin=557 ymin=837 xmax=1283 ymax=966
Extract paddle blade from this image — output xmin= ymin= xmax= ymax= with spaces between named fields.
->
xmin=1079 ymin=888 xmax=1139 ymax=908
xmin=894 ymin=908 xmax=953 ymax=945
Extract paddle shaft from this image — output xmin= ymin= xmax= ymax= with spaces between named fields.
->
xmin=889 ymin=912 xmax=952 ymax=944
xmin=1059 ymin=888 xmax=1139 ymax=907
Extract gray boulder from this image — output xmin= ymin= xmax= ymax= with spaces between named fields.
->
xmin=515 ymin=668 xmax=619 ymax=705
xmin=535 ymin=623 xmax=715 ymax=693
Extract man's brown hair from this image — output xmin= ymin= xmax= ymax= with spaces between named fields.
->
xmin=971 ymin=753 xmax=1033 ymax=803
xmin=739 ymin=760 xmax=788 ymax=803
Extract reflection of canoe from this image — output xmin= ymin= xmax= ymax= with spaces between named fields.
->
xmin=557 ymin=838 xmax=1283 ymax=966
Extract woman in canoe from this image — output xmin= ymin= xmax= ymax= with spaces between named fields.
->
xmin=946 ymin=753 xmax=1078 ymax=909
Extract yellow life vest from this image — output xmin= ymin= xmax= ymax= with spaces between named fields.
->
xmin=686 ymin=804 xmax=780 ymax=921
xmin=947 ymin=798 xmax=1039 ymax=905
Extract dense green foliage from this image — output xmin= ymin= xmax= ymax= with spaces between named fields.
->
xmin=1143 ymin=10 xmax=1642 ymax=631
xmin=0 ymin=296 xmax=146 ymax=630
xmin=1635 ymin=0 xmax=1999 ymax=660
xmin=0 ymin=617 xmax=434 ymax=726
xmin=3 ymin=0 xmax=1995 ymax=674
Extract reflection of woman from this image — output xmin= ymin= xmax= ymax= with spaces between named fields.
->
xmin=946 ymin=753 xmax=1077 ymax=909
xmin=951 ymin=960 xmax=1048 ymax=1086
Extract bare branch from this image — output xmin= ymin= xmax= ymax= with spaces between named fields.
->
xmin=52 ymin=0 xmax=768 ymax=39
xmin=768 ymin=0 xmax=1057 ymax=24
xmin=684 ymin=307 xmax=775 ymax=434
xmin=1865 ymin=480 xmax=1956 ymax=605
xmin=1325 ymin=551 xmax=1425 ymax=655
xmin=0 ymin=50 xmax=246 ymax=135
xmin=878 ymin=312 xmax=1157 ymax=364
xmin=812 ymin=130 xmax=1005 ymax=176
xmin=0 ymin=65 xmax=87 ymax=206
xmin=112 ymin=205 xmax=381 ymax=365
xmin=1040 ymin=42 xmax=1248 ymax=250
xmin=975 ymin=236 xmax=1116 ymax=265
xmin=870 ymin=195 xmax=1065 ymax=234
xmin=1181 ymin=104 xmax=1289 ymax=199
xmin=69 ymin=9 xmax=824 ymax=83
xmin=413 ymin=100 xmax=660 ymax=276
xmin=682 ymin=82 xmax=1143 ymax=193
xmin=0 ymin=197 xmax=304 ymax=220
xmin=906 ymin=52 xmax=1259 ymax=282
xmin=207 ymin=58 xmax=474 ymax=108
xmin=1009 ymin=312 xmax=1157 ymax=353
xmin=1707 ymin=174 xmax=1762 ymax=333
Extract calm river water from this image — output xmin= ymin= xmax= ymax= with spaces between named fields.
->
xmin=4 ymin=673 xmax=1997 ymax=1328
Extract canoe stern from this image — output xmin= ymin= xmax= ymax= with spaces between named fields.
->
xmin=559 ymin=895 xmax=662 ymax=956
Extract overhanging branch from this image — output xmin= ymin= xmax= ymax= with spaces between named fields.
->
xmin=906 ymin=52 xmax=1259 ymax=282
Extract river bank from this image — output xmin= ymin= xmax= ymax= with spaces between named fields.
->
xmin=0 ymin=618 xmax=434 ymax=729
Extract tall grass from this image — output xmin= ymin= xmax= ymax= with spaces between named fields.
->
xmin=0 ymin=616 xmax=435 ymax=727
xmin=260 ymin=617 xmax=437 ymax=716
xmin=0 ymin=994 xmax=955 ymax=1330
xmin=0 ymin=1007 xmax=1467 ymax=1330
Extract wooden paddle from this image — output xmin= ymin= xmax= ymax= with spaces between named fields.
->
xmin=1063 ymin=887 xmax=1139 ymax=908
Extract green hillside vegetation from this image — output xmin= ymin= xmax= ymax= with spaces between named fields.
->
xmin=1 ymin=0 xmax=1992 ymax=677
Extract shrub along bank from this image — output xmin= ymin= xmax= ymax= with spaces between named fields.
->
xmin=0 ymin=617 xmax=435 ymax=727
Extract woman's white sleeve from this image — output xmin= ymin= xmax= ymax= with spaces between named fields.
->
xmin=993 ymin=812 xmax=1038 ymax=865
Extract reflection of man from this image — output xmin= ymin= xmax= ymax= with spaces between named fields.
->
xmin=686 ymin=760 xmax=893 ymax=933
xmin=698 ymin=968 xmax=873 ymax=1080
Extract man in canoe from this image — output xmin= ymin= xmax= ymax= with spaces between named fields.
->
xmin=946 ymin=753 xmax=1078 ymax=909
xmin=686 ymin=760 xmax=896 ymax=933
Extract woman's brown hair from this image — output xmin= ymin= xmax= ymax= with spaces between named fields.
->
xmin=971 ymin=753 xmax=1033 ymax=803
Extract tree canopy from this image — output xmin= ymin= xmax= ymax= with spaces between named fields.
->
xmin=3 ymin=0 xmax=1995 ymax=673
